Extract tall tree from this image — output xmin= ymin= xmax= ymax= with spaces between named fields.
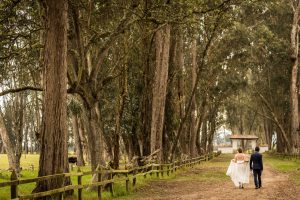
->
xmin=150 ymin=24 xmax=171 ymax=162
xmin=289 ymin=0 xmax=300 ymax=152
xmin=33 ymin=0 xmax=69 ymax=195
xmin=189 ymin=38 xmax=198 ymax=157
xmin=0 ymin=114 xmax=17 ymax=171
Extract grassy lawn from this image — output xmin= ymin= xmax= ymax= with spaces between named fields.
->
xmin=264 ymin=154 xmax=300 ymax=185
xmin=0 ymin=154 xmax=176 ymax=200
xmin=175 ymin=154 xmax=232 ymax=182
xmin=0 ymin=154 xmax=40 ymax=171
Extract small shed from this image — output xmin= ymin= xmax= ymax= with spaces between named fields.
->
xmin=229 ymin=134 xmax=258 ymax=151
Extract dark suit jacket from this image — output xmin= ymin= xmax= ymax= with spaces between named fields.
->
xmin=250 ymin=152 xmax=263 ymax=170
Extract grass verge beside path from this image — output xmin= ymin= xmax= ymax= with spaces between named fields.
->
xmin=175 ymin=153 xmax=231 ymax=182
xmin=264 ymin=153 xmax=300 ymax=185
xmin=116 ymin=154 xmax=231 ymax=200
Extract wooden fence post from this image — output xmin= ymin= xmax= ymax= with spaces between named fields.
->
xmin=77 ymin=168 xmax=82 ymax=200
xmin=109 ymin=169 xmax=114 ymax=197
xmin=125 ymin=172 xmax=129 ymax=192
xmin=173 ymin=162 xmax=175 ymax=173
xmin=10 ymin=170 xmax=18 ymax=199
xmin=161 ymin=165 xmax=164 ymax=177
xmin=133 ymin=169 xmax=137 ymax=187
xmin=179 ymin=160 xmax=181 ymax=169
xmin=174 ymin=161 xmax=177 ymax=172
xmin=150 ymin=164 xmax=153 ymax=177
xmin=167 ymin=165 xmax=169 ymax=176
xmin=144 ymin=166 xmax=147 ymax=179
xmin=156 ymin=166 xmax=159 ymax=178
xmin=97 ymin=168 xmax=102 ymax=200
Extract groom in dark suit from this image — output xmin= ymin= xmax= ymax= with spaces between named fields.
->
xmin=250 ymin=146 xmax=263 ymax=189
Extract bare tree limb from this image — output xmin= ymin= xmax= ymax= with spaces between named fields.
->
xmin=0 ymin=86 xmax=43 ymax=97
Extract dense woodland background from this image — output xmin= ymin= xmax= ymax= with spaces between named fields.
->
xmin=1 ymin=0 xmax=300 ymax=195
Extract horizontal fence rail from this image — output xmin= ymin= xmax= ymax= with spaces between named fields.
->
xmin=0 ymin=151 xmax=221 ymax=200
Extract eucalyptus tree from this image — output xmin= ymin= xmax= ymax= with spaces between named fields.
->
xmin=0 ymin=0 xmax=41 ymax=173
xmin=67 ymin=0 xmax=141 ymax=171
xmin=168 ymin=0 xmax=239 ymax=159
xmin=214 ymin=0 xmax=299 ymax=152
xmin=289 ymin=0 xmax=300 ymax=152
xmin=33 ymin=0 xmax=70 ymax=195
xmin=69 ymin=100 xmax=85 ymax=166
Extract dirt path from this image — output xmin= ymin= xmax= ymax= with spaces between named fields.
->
xmin=117 ymin=157 xmax=300 ymax=200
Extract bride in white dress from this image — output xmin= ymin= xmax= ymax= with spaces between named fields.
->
xmin=226 ymin=148 xmax=250 ymax=189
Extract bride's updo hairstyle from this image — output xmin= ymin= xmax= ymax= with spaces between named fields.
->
xmin=237 ymin=148 xmax=243 ymax=153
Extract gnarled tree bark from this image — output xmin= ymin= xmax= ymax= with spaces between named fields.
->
xmin=33 ymin=0 xmax=70 ymax=197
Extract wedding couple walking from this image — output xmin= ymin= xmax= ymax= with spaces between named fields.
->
xmin=226 ymin=146 xmax=263 ymax=189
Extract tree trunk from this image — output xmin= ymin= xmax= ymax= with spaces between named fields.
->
xmin=0 ymin=114 xmax=17 ymax=171
xmin=131 ymin=121 xmax=142 ymax=157
xmin=290 ymin=0 xmax=300 ymax=152
xmin=239 ymin=107 xmax=244 ymax=135
xmin=24 ymin=125 xmax=29 ymax=154
xmin=0 ymin=140 xmax=5 ymax=154
xmin=164 ymin=26 xmax=180 ymax=161
xmin=33 ymin=0 xmax=70 ymax=196
xmin=207 ymin=109 xmax=217 ymax=153
xmin=189 ymin=38 xmax=198 ymax=157
xmin=71 ymin=115 xmax=85 ymax=166
xmin=78 ymin=116 xmax=90 ymax=164
xmin=15 ymin=93 xmax=25 ymax=174
xmin=263 ymin=118 xmax=273 ymax=150
xmin=83 ymin=103 xmax=106 ymax=171
xmin=200 ymin=119 xmax=208 ymax=154
xmin=150 ymin=25 xmax=171 ymax=162
xmin=196 ymin=98 xmax=208 ymax=155
xmin=112 ymin=66 xmax=127 ymax=169
xmin=140 ymin=26 xmax=153 ymax=157
xmin=177 ymin=31 xmax=187 ymax=156
xmin=0 ymin=140 xmax=2 ymax=154
xmin=276 ymin=126 xmax=285 ymax=153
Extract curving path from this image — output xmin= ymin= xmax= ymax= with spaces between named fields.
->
xmin=116 ymin=155 xmax=300 ymax=200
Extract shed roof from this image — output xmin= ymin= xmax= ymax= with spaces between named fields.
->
xmin=229 ymin=134 xmax=258 ymax=140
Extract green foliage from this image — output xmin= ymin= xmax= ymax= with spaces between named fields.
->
xmin=68 ymin=99 xmax=82 ymax=116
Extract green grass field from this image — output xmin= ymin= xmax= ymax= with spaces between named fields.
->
xmin=264 ymin=154 xmax=300 ymax=185
xmin=0 ymin=154 xmax=176 ymax=200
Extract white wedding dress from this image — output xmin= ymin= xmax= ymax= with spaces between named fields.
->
xmin=226 ymin=160 xmax=250 ymax=187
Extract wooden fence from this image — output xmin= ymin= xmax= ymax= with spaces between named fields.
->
xmin=0 ymin=152 xmax=221 ymax=200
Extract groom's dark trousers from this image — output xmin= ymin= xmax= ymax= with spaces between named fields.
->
xmin=250 ymin=151 xmax=263 ymax=188
xmin=253 ymin=169 xmax=262 ymax=188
